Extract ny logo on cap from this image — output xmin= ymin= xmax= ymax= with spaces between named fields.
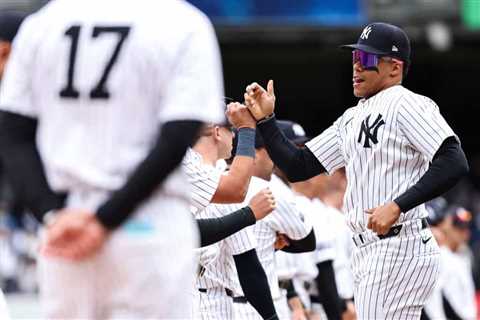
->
xmin=360 ymin=26 xmax=372 ymax=40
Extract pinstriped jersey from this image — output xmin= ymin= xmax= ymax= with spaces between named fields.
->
xmin=306 ymin=85 xmax=457 ymax=233
xmin=183 ymin=148 xmax=222 ymax=213
xmin=233 ymin=175 xmax=313 ymax=299
xmin=196 ymin=203 xmax=257 ymax=294
xmin=0 ymin=0 xmax=225 ymax=199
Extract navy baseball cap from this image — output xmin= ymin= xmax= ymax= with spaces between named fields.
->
xmin=277 ymin=120 xmax=309 ymax=145
xmin=341 ymin=22 xmax=411 ymax=66
xmin=0 ymin=11 xmax=26 ymax=42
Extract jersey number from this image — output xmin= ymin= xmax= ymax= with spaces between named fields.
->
xmin=59 ymin=25 xmax=131 ymax=99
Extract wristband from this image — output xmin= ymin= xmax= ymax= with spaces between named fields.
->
xmin=235 ymin=127 xmax=255 ymax=158
xmin=257 ymin=113 xmax=275 ymax=125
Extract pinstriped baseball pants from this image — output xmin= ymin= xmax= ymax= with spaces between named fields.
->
xmin=198 ymin=288 xmax=234 ymax=320
xmin=351 ymin=226 xmax=440 ymax=320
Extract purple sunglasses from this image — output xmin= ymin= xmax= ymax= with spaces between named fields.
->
xmin=352 ymin=49 xmax=402 ymax=69
xmin=352 ymin=50 xmax=381 ymax=69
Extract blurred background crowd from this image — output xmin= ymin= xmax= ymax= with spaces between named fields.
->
xmin=0 ymin=0 xmax=479 ymax=318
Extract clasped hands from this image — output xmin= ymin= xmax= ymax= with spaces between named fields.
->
xmin=41 ymin=209 xmax=108 ymax=261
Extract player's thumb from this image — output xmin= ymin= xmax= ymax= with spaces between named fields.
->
xmin=267 ymin=79 xmax=275 ymax=96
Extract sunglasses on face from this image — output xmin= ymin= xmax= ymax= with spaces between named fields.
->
xmin=352 ymin=50 xmax=400 ymax=70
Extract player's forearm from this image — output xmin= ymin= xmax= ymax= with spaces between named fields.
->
xmin=257 ymin=116 xmax=325 ymax=182
xmin=0 ymin=111 xmax=65 ymax=222
xmin=394 ymin=137 xmax=469 ymax=213
xmin=212 ymin=127 xmax=255 ymax=203
xmin=315 ymin=260 xmax=343 ymax=320
xmin=280 ymin=229 xmax=316 ymax=253
xmin=96 ymin=120 xmax=203 ymax=229
xmin=197 ymin=206 xmax=256 ymax=247
xmin=234 ymin=249 xmax=279 ymax=320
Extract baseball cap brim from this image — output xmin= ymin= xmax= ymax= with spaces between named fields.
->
xmin=340 ymin=44 xmax=389 ymax=55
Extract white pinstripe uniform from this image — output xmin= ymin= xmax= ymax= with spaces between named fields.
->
xmin=195 ymin=203 xmax=257 ymax=320
xmin=305 ymin=85 xmax=457 ymax=319
xmin=183 ymin=149 xmax=223 ymax=214
xmin=183 ymin=149 xmax=258 ymax=320
xmin=233 ymin=175 xmax=313 ymax=320
xmin=0 ymin=0 xmax=224 ymax=317
xmin=182 ymin=149 xmax=239 ymax=319
xmin=0 ymin=289 xmax=9 ymax=320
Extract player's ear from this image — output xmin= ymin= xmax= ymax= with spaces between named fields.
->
xmin=213 ymin=126 xmax=221 ymax=141
xmin=390 ymin=59 xmax=403 ymax=78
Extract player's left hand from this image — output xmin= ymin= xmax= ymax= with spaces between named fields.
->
xmin=365 ymin=201 xmax=401 ymax=235
xmin=42 ymin=213 xmax=109 ymax=260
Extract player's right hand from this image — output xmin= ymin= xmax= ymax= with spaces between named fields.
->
xmin=248 ymin=187 xmax=276 ymax=220
xmin=244 ymin=80 xmax=276 ymax=120
xmin=226 ymin=102 xmax=256 ymax=129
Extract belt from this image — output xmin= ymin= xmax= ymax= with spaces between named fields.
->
xmin=233 ymin=294 xmax=283 ymax=304
xmin=353 ymin=218 xmax=428 ymax=246
xmin=278 ymin=280 xmax=290 ymax=290
xmin=232 ymin=296 xmax=249 ymax=304
xmin=198 ymin=288 xmax=233 ymax=297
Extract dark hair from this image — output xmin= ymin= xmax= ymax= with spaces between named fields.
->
xmin=0 ymin=11 xmax=26 ymax=42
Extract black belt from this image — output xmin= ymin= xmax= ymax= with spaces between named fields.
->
xmin=278 ymin=280 xmax=290 ymax=290
xmin=232 ymin=295 xmax=248 ymax=304
xmin=378 ymin=218 xmax=428 ymax=240
xmin=198 ymin=288 xmax=233 ymax=297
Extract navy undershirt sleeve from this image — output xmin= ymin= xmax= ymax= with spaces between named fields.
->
xmin=257 ymin=116 xmax=326 ymax=182
xmin=197 ymin=206 xmax=256 ymax=247
xmin=0 ymin=111 xmax=66 ymax=223
xmin=234 ymin=249 xmax=279 ymax=320
xmin=394 ymin=137 xmax=468 ymax=213
xmin=96 ymin=120 xmax=203 ymax=229
xmin=280 ymin=229 xmax=316 ymax=253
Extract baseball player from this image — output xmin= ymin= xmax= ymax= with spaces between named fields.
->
xmin=196 ymin=201 xmax=278 ymax=320
xmin=0 ymin=0 xmax=225 ymax=317
xmin=244 ymin=22 xmax=469 ymax=319
xmin=185 ymin=110 xmax=279 ymax=320
xmin=185 ymin=102 xmax=276 ymax=248
xmin=231 ymin=122 xmax=316 ymax=320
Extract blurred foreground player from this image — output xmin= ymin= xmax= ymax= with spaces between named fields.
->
xmin=0 ymin=0 xmax=225 ymax=317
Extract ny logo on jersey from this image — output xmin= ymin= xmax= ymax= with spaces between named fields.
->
xmin=357 ymin=114 xmax=385 ymax=148
xmin=360 ymin=26 xmax=372 ymax=40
